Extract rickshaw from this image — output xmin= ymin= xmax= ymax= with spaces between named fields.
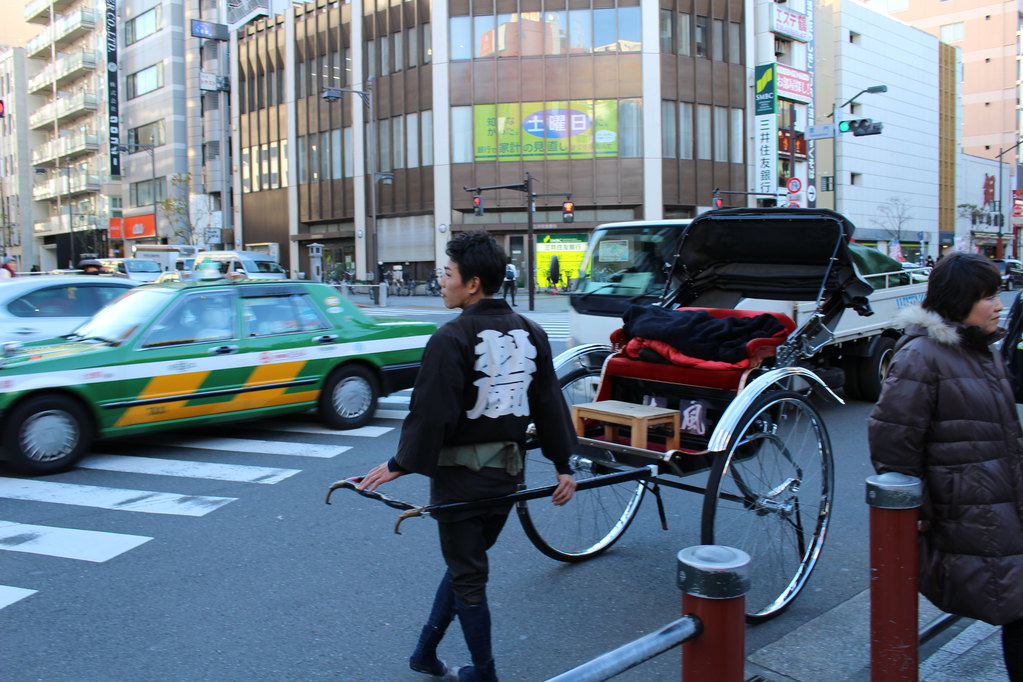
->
xmin=330 ymin=208 xmax=873 ymax=624
xmin=516 ymin=207 xmax=873 ymax=623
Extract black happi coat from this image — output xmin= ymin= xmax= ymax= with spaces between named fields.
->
xmin=389 ymin=298 xmax=575 ymax=503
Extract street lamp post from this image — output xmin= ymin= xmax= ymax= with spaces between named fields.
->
xmin=831 ymin=84 xmax=887 ymax=213
xmin=995 ymin=139 xmax=1023 ymax=259
xmin=322 ymin=79 xmax=391 ymax=285
xmin=118 ymin=143 xmax=157 ymax=253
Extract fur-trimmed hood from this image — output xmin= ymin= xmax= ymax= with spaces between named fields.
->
xmin=894 ymin=306 xmax=960 ymax=346
xmin=894 ymin=305 xmax=1005 ymax=349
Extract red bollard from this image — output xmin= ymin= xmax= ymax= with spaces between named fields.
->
xmin=677 ymin=545 xmax=750 ymax=682
xmin=867 ymin=472 xmax=923 ymax=682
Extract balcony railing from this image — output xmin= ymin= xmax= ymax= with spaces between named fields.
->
xmin=26 ymin=9 xmax=96 ymax=57
xmin=30 ymin=131 xmax=99 ymax=165
xmin=29 ymin=91 xmax=97 ymax=129
xmin=32 ymin=173 xmax=101 ymax=201
xmin=24 ymin=0 xmax=77 ymax=25
xmin=28 ymin=50 xmax=98 ymax=93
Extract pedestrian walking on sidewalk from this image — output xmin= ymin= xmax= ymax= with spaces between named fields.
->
xmin=868 ymin=253 xmax=1023 ymax=681
xmin=501 ymin=259 xmax=518 ymax=306
xmin=357 ymin=230 xmax=577 ymax=682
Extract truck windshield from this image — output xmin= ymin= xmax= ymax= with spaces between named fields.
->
xmin=570 ymin=223 xmax=686 ymax=297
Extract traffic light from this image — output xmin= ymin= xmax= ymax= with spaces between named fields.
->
xmin=712 ymin=190 xmax=723 ymax=208
xmin=562 ymin=200 xmax=574 ymax=223
xmin=0 ymin=100 xmax=5 ymax=118
xmin=838 ymin=118 xmax=884 ymax=136
xmin=473 ymin=195 xmax=484 ymax=216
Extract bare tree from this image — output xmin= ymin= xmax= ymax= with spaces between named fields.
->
xmin=872 ymin=197 xmax=913 ymax=242
xmin=158 ymin=173 xmax=210 ymax=245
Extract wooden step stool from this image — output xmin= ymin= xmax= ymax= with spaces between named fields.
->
xmin=572 ymin=400 xmax=680 ymax=451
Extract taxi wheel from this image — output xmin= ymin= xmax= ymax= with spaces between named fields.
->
xmin=3 ymin=395 xmax=93 ymax=475
xmin=319 ymin=365 xmax=379 ymax=430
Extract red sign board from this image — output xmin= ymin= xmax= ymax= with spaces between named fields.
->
xmin=776 ymin=64 xmax=812 ymax=103
xmin=122 ymin=214 xmax=156 ymax=239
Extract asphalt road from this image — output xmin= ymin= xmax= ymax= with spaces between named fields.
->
xmin=2 ymin=295 xmax=1018 ymax=681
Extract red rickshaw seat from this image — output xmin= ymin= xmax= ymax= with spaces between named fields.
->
xmin=595 ymin=307 xmax=796 ymax=397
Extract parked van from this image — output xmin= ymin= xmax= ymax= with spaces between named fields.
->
xmin=192 ymin=251 xmax=288 ymax=280
xmin=132 ymin=244 xmax=205 ymax=273
xmin=97 ymin=258 xmax=163 ymax=283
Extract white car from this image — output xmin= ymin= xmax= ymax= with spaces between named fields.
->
xmin=0 ymin=276 xmax=138 ymax=344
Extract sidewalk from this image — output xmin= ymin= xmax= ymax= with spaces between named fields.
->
xmin=748 ymin=589 xmax=1007 ymax=681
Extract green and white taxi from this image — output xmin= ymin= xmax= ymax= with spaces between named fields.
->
xmin=0 ymin=278 xmax=435 ymax=475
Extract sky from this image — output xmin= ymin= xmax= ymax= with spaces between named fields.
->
xmin=0 ymin=0 xmax=39 ymax=48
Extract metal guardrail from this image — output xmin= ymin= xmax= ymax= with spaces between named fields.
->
xmin=546 ymin=545 xmax=750 ymax=682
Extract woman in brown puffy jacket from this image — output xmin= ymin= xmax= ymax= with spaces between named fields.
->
xmin=868 ymin=252 xmax=1023 ymax=680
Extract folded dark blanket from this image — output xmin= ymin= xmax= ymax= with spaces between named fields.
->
xmin=622 ymin=305 xmax=785 ymax=363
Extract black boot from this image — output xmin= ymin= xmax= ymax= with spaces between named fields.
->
xmin=410 ymin=572 xmax=456 ymax=676
xmin=454 ymin=598 xmax=498 ymax=682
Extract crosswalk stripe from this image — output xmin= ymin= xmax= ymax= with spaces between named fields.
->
xmin=375 ymin=409 xmax=408 ymax=420
xmin=0 ymin=478 xmax=235 ymax=516
xmin=272 ymin=424 xmax=393 ymax=438
xmin=0 ymin=585 xmax=36 ymax=610
xmin=145 ymin=437 xmax=351 ymax=458
xmin=0 ymin=520 xmax=152 ymax=562
xmin=78 ymin=455 xmax=301 ymax=484
xmin=380 ymin=395 xmax=411 ymax=406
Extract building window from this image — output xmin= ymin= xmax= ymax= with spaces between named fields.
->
xmin=126 ymin=63 xmax=163 ymax=99
xmin=421 ymin=110 xmax=433 ymax=166
xmin=678 ymin=14 xmax=691 ymax=56
xmin=728 ymin=23 xmax=741 ymax=63
xmin=730 ymin=108 xmax=744 ymax=164
xmin=661 ymin=101 xmax=677 ymax=158
xmin=407 ymin=112 xmax=419 ymax=168
xmin=695 ymin=17 xmax=708 ymax=58
xmin=680 ymin=103 xmax=694 ymax=160
xmin=659 ymin=10 xmax=673 ymax=53
xmin=696 ymin=105 xmax=712 ymax=159
xmin=392 ymin=116 xmax=405 ymax=169
xmin=711 ymin=19 xmax=724 ymax=61
xmin=127 ymin=120 xmax=165 ymax=148
xmin=450 ymin=17 xmax=471 ymax=60
xmin=241 ymin=148 xmax=250 ymax=193
xmin=940 ymin=22 xmax=964 ymax=43
xmin=129 ymin=176 xmax=166 ymax=207
xmin=343 ymin=128 xmax=353 ymax=177
xmin=125 ymin=4 xmax=162 ymax=46
xmin=451 ymin=107 xmax=472 ymax=162
xmin=619 ymin=99 xmax=643 ymax=157
xmin=377 ymin=119 xmax=392 ymax=172
xmin=713 ymin=106 xmax=728 ymax=162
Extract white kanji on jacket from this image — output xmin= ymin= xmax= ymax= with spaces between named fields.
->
xmin=467 ymin=329 xmax=537 ymax=419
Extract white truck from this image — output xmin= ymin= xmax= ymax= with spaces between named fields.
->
xmin=132 ymin=244 xmax=205 ymax=274
xmin=564 ymin=216 xmax=928 ymax=402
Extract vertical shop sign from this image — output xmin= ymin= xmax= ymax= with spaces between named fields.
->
xmin=754 ymin=65 xmax=778 ymax=197
xmin=106 ymin=0 xmax=120 ymax=176
xmin=805 ymin=0 xmax=817 ymax=206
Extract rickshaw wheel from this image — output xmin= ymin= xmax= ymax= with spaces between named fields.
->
xmin=517 ymin=349 xmax=643 ymax=562
xmin=518 ymin=449 xmax=646 ymax=562
xmin=700 ymin=390 xmax=834 ymax=623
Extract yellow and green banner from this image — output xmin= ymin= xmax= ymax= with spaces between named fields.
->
xmin=474 ymin=101 xmax=619 ymax=161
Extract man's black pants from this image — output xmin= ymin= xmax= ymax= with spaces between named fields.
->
xmin=437 ymin=505 xmax=513 ymax=606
